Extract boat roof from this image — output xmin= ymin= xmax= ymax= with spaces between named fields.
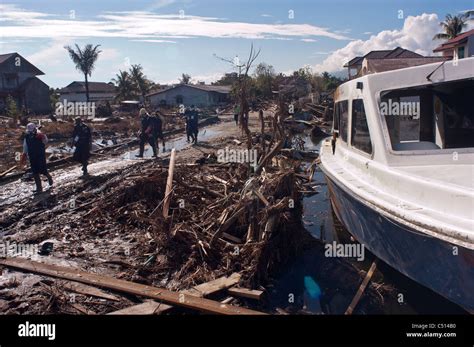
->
xmin=335 ymin=57 xmax=474 ymax=101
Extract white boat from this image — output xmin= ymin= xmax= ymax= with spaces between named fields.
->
xmin=319 ymin=57 xmax=474 ymax=312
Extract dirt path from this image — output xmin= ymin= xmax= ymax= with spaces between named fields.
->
xmin=0 ymin=112 xmax=264 ymax=211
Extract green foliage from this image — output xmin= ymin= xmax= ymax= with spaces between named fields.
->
xmin=130 ymin=64 xmax=152 ymax=100
xmin=179 ymin=73 xmax=191 ymax=84
xmin=65 ymin=44 xmax=102 ymax=77
xmin=49 ymin=88 xmax=59 ymax=111
xmin=5 ymin=95 xmax=18 ymax=119
xmin=64 ymin=44 xmax=102 ymax=102
xmin=433 ymin=13 xmax=468 ymax=40
xmin=112 ymin=70 xmax=135 ymax=101
xmin=253 ymin=62 xmax=275 ymax=98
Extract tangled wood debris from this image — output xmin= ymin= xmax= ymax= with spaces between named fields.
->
xmin=0 ymin=96 xmax=393 ymax=315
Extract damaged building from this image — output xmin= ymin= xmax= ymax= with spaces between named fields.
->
xmin=0 ymin=52 xmax=51 ymax=115
xmin=147 ymin=84 xmax=231 ymax=108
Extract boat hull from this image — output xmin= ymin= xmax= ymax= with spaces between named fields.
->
xmin=325 ymin=174 xmax=474 ymax=312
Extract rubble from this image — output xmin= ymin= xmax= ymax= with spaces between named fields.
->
xmin=0 ymin=105 xmax=392 ymax=315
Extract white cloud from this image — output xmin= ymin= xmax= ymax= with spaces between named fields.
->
xmin=28 ymin=40 xmax=119 ymax=67
xmin=261 ymin=14 xmax=273 ymax=18
xmin=301 ymin=38 xmax=318 ymax=42
xmin=131 ymin=39 xmax=177 ymax=43
xmin=0 ymin=3 xmax=349 ymax=41
xmin=191 ymin=72 xmax=225 ymax=84
xmin=147 ymin=0 xmax=177 ymax=10
xmin=27 ymin=38 xmax=73 ymax=66
xmin=311 ymin=51 xmax=333 ymax=55
xmin=313 ymin=13 xmax=442 ymax=73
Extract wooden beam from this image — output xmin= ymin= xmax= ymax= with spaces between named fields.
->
xmin=0 ymin=165 xmax=16 ymax=178
xmin=253 ymin=190 xmax=270 ymax=206
xmin=108 ymin=273 xmax=242 ymax=315
xmin=345 ymin=260 xmax=378 ymax=315
xmin=0 ymin=258 xmax=265 ymax=315
xmin=61 ymin=281 xmax=120 ymax=301
xmin=228 ymin=287 xmax=264 ymax=300
xmin=108 ymin=300 xmax=161 ymax=315
xmin=163 ymin=148 xmax=176 ymax=219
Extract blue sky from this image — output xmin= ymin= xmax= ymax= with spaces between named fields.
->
xmin=1 ymin=0 xmax=472 ymax=88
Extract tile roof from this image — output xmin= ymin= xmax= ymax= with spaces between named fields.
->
xmin=59 ymin=81 xmax=116 ymax=93
xmin=433 ymin=29 xmax=474 ymax=52
xmin=147 ymin=84 xmax=232 ymax=97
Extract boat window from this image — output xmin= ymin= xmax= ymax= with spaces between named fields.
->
xmin=351 ymin=99 xmax=372 ymax=154
xmin=335 ymin=100 xmax=349 ymax=142
xmin=380 ymin=79 xmax=474 ymax=150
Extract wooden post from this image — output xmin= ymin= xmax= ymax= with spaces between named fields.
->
xmin=163 ymin=148 xmax=176 ymax=219
xmin=345 ymin=259 xmax=378 ymax=315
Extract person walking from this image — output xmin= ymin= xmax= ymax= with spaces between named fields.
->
xmin=233 ymin=104 xmax=240 ymax=126
xmin=21 ymin=123 xmax=53 ymax=194
xmin=190 ymin=105 xmax=199 ymax=144
xmin=72 ymin=117 xmax=92 ymax=176
xmin=184 ymin=106 xmax=194 ymax=143
xmin=136 ymin=108 xmax=157 ymax=157
xmin=152 ymin=110 xmax=166 ymax=152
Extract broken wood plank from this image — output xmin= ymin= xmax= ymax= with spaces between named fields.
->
xmin=61 ymin=281 xmax=120 ymax=301
xmin=108 ymin=300 xmax=163 ymax=315
xmin=221 ymin=232 xmax=243 ymax=244
xmin=207 ymin=175 xmax=229 ymax=185
xmin=0 ymin=258 xmax=265 ymax=315
xmin=0 ymin=165 xmax=16 ymax=178
xmin=175 ymin=176 xmax=224 ymax=199
xmin=253 ymin=190 xmax=270 ymax=206
xmin=163 ymin=148 xmax=176 ymax=218
xmin=275 ymin=307 xmax=289 ymax=315
xmin=70 ymin=303 xmax=96 ymax=315
xmin=228 ymin=287 xmax=264 ymax=300
xmin=345 ymin=260 xmax=378 ymax=315
xmin=109 ymin=273 xmax=241 ymax=315
xmin=210 ymin=205 xmax=247 ymax=246
xmin=186 ymin=273 xmax=241 ymax=297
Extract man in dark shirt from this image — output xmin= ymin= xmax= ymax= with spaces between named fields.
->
xmin=152 ymin=110 xmax=166 ymax=152
xmin=189 ymin=105 xmax=199 ymax=144
xmin=21 ymin=123 xmax=53 ymax=194
xmin=136 ymin=108 xmax=157 ymax=157
xmin=72 ymin=117 xmax=92 ymax=176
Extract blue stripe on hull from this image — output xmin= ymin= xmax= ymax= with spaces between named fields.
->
xmin=325 ymin=175 xmax=474 ymax=312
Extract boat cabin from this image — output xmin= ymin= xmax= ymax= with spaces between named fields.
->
xmin=331 ymin=57 xmax=474 ymax=167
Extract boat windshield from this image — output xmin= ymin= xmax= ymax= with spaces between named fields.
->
xmin=380 ymin=79 xmax=474 ymax=151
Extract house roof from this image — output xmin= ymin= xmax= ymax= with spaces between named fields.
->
xmin=59 ymin=81 xmax=116 ymax=94
xmin=343 ymin=47 xmax=423 ymax=67
xmin=433 ymin=29 xmax=474 ymax=52
xmin=0 ymin=53 xmax=44 ymax=75
xmin=146 ymin=84 xmax=232 ymax=97
xmin=365 ymin=57 xmax=447 ymax=74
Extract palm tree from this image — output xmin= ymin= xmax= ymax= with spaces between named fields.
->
xmin=129 ymin=64 xmax=151 ymax=101
xmin=433 ymin=14 xmax=468 ymax=40
xmin=112 ymin=70 xmax=134 ymax=101
xmin=64 ymin=44 xmax=102 ymax=102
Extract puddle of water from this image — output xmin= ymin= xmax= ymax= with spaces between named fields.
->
xmin=269 ymin=130 xmax=466 ymax=314
xmin=121 ymin=128 xmax=221 ymax=159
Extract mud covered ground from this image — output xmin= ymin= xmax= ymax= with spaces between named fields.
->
xmin=0 ymin=111 xmax=394 ymax=315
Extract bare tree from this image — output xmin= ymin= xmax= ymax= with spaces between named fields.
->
xmin=179 ymin=73 xmax=191 ymax=84
xmin=214 ymin=44 xmax=260 ymax=150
